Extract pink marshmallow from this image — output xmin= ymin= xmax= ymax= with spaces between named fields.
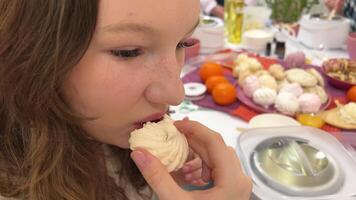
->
xmin=298 ymin=93 xmax=322 ymax=113
xmin=242 ymin=75 xmax=261 ymax=98
xmin=279 ymin=83 xmax=303 ymax=97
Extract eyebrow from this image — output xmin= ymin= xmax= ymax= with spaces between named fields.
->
xmin=102 ymin=22 xmax=156 ymax=34
xmin=101 ymin=19 xmax=200 ymax=36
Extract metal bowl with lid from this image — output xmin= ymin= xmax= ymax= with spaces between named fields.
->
xmin=250 ymin=137 xmax=344 ymax=196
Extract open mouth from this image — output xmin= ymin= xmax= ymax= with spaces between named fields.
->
xmin=150 ymin=117 xmax=164 ymax=123
xmin=136 ymin=116 xmax=164 ymax=129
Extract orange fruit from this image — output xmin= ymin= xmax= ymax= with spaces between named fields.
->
xmin=199 ymin=62 xmax=224 ymax=82
xmin=212 ymin=83 xmax=236 ymax=106
xmin=205 ymin=76 xmax=229 ymax=93
xmin=297 ymin=114 xmax=325 ymax=128
xmin=346 ymin=86 xmax=356 ymax=102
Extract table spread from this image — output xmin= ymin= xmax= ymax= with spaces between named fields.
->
xmin=170 ymin=29 xmax=356 ymax=185
xmin=170 ymin=33 xmax=356 ymax=199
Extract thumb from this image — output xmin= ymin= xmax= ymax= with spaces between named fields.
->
xmin=131 ymin=150 xmax=185 ymax=199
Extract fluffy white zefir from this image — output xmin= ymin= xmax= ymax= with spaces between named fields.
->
xmin=339 ymin=102 xmax=356 ymax=125
xmin=129 ymin=115 xmax=189 ymax=172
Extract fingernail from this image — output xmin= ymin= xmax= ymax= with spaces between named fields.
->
xmin=131 ymin=150 xmax=147 ymax=169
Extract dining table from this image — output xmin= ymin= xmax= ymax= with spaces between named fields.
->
xmin=172 ymin=27 xmax=356 ymax=147
xmin=170 ymin=27 xmax=356 ymax=200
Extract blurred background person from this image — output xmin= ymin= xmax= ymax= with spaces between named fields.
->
xmin=325 ymin=0 xmax=356 ymax=31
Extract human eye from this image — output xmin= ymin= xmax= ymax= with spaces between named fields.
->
xmin=176 ymin=38 xmax=198 ymax=49
xmin=110 ymin=48 xmax=143 ymax=58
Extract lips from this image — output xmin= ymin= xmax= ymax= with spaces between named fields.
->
xmin=134 ymin=113 xmax=165 ymax=129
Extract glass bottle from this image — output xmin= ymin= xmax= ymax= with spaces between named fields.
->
xmin=224 ymin=0 xmax=245 ymax=44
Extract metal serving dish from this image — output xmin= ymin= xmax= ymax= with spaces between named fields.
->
xmin=250 ymin=137 xmax=343 ymax=196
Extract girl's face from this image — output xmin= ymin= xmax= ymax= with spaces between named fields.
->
xmin=63 ymin=0 xmax=200 ymax=148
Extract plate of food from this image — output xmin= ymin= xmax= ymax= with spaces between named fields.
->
xmin=182 ymin=52 xmax=336 ymax=119
xmin=319 ymin=101 xmax=356 ymax=130
xmin=322 ymin=58 xmax=356 ymax=90
xmin=236 ymin=85 xmax=331 ymax=116
xmin=234 ymin=54 xmax=331 ymax=116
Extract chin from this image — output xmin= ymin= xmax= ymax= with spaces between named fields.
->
xmin=111 ymin=134 xmax=131 ymax=149
xmin=119 ymin=143 xmax=130 ymax=149
xmin=106 ymin=141 xmax=130 ymax=149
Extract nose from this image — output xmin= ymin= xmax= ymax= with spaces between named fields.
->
xmin=144 ymin=52 xmax=185 ymax=106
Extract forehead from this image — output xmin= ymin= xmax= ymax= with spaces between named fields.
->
xmin=97 ymin=0 xmax=200 ymax=35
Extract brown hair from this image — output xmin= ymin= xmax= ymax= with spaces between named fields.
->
xmin=0 ymin=0 xmax=148 ymax=199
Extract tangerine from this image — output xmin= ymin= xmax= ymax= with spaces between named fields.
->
xmin=205 ymin=76 xmax=229 ymax=93
xmin=346 ymin=86 xmax=356 ymax=102
xmin=212 ymin=83 xmax=236 ymax=106
xmin=199 ymin=62 xmax=224 ymax=82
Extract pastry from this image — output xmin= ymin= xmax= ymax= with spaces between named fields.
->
xmin=235 ymin=53 xmax=249 ymax=64
xmin=238 ymin=70 xmax=253 ymax=87
xmin=303 ymin=86 xmax=328 ymax=104
xmin=247 ymin=58 xmax=263 ymax=72
xmin=284 ymin=51 xmax=306 ymax=69
xmin=258 ymin=74 xmax=277 ymax=91
xmin=233 ymin=55 xmax=263 ymax=79
xmin=319 ymin=102 xmax=356 ymax=130
xmin=242 ymin=75 xmax=261 ymax=97
xmin=286 ymin=68 xmax=317 ymax=87
xmin=298 ymin=93 xmax=322 ymax=113
xmin=279 ymin=83 xmax=303 ymax=97
xmin=275 ymin=92 xmax=299 ymax=115
xmin=269 ymin=64 xmax=285 ymax=80
xmin=277 ymin=79 xmax=290 ymax=91
xmin=232 ymin=65 xmax=240 ymax=78
xmin=252 ymin=87 xmax=277 ymax=108
xmin=129 ymin=115 xmax=189 ymax=172
xmin=339 ymin=102 xmax=356 ymax=125
xmin=233 ymin=62 xmax=250 ymax=78
xmin=255 ymin=70 xmax=270 ymax=77
xmin=307 ymin=68 xmax=325 ymax=86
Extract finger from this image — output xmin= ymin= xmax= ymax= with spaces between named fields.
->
xmin=182 ymin=157 xmax=201 ymax=173
xmin=131 ymin=149 xmax=185 ymax=199
xmin=174 ymin=120 xmax=230 ymax=168
xmin=187 ymin=148 xmax=195 ymax=161
xmin=175 ymin=120 xmax=234 ymax=184
xmin=175 ymin=120 xmax=247 ymax=188
xmin=184 ymin=168 xmax=202 ymax=181
xmin=190 ymin=179 xmax=210 ymax=187
xmin=201 ymin=162 xmax=211 ymax=182
xmin=226 ymin=146 xmax=242 ymax=171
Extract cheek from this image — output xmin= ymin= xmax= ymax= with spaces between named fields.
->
xmin=105 ymin=80 xmax=146 ymax=111
xmin=63 ymin=69 xmax=147 ymax=148
xmin=63 ymin=58 xmax=148 ymax=118
xmin=66 ymin=73 xmax=147 ymax=118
